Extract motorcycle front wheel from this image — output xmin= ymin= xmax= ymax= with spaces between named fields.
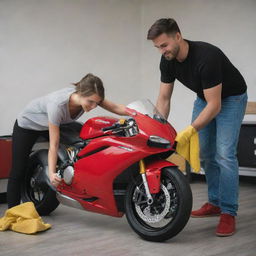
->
xmin=125 ymin=166 xmax=192 ymax=242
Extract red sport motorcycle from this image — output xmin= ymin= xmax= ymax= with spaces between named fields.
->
xmin=21 ymin=99 xmax=192 ymax=242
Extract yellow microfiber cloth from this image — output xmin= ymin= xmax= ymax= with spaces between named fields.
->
xmin=0 ymin=202 xmax=51 ymax=234
xmin=175 ymin=125 xmax=201 ymax=173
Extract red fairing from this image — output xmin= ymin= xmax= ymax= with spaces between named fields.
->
xmin=57 ymin=104 xmax=178 ymax=217
xmin=80 ymin=116 xmax=118 ymax=139
xmin=59 ymin=133 xmax=163 ymax=217
xmin=127 ymin=109 xmax=177 ymax=144
xmin=61 ymin=137 xmax=149 ymax=217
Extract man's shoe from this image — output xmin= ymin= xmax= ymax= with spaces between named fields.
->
xmin=216 ymin=213 xmax=235 ymax=237
xmin=191 ymin=202 xmax=221 ymax=218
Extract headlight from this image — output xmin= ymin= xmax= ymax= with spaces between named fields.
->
xmin=147 ymin=135 xmax=171 ymax=148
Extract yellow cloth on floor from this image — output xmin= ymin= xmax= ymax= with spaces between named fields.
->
xmin=175 ymin=125 xmax=201 ymax=173
xmin=0 ymin=202 xmax=51 ymax=234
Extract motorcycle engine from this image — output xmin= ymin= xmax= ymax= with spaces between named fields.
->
xmin=60 ymin=147 xmax=77 ymax=185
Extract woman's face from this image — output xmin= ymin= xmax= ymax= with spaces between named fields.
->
xmin=79 ymin=93 xmax=102 ymax=112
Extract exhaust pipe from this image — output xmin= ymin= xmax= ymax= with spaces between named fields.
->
xmin=56 ymin=192 xmax=84 ymax=210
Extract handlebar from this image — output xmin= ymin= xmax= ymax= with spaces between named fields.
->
xmin=101 ymin=119 xmax=126 ymax=132
xmin=102 ymin=123 xmax=121 ymax=132
xmin=101 ymin=118 xmax=138 ymax=137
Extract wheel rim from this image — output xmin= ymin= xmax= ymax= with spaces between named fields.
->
xmin=25 ymin=164 xmax=49 ymax=204
xmin=132 ymin=175 xmax=179 ymax=229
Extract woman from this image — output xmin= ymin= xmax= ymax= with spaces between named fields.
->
xmin=7 ymin=73 xmax=127 ymax=208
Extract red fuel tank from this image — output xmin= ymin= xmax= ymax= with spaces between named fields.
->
xmin=79 ymin=116 xmax=119 ymax=140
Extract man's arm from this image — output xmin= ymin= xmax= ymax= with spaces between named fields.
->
xmin=156 ymin=82 xmax=174 ymax=119
xmin=192 ymin=84 xmax=222 ymax=131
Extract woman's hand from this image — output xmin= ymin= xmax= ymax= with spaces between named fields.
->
xmin=49 ymin=171 xmax=62 ymax=187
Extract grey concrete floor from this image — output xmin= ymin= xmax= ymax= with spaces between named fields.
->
xmin=0 ymin=177 xmax=255 ymax=256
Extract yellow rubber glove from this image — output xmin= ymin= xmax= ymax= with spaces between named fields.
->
xmin=0 ymin=202 xmax=51 ymax=234
xmin=175 ymin=125 xmax=201 ymax=173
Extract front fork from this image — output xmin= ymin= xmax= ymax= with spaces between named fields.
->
xmin=139 ymin=160 xmax=154 ymax=205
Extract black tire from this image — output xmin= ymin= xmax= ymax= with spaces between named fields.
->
xmin=185 ymin=161 xmax=192 ymax=183
xmin=0 ymin=193 xmax=7 ymax=204
xmin=21 ymin=149 xmax=59 ymax=215
xmin=125 ymin=167 xmax=192 ymax=242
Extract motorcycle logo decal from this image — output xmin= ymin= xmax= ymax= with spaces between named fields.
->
xmin=118 ymin=146 xmax=134 ymax=152
xmin=95 ymin=119 xmax=111 ymax=124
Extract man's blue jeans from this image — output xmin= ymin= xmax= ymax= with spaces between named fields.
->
xmin=192 ymin=92 xmax=248 ymax=216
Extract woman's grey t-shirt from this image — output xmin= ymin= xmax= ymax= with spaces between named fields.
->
xmin=17 ymin=88 xmax=84 ymax=131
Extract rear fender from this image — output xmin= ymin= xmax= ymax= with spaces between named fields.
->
xmin=145 ymin=159 xmax=177 ymax=194
xmin=30 ymin=149 xmax=48 ymax=165
xmin=32 ymin=145 xmax=68 ymax=163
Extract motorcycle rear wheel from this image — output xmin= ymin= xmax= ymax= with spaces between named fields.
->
xmin=21 ymin=150 xmax=59 ymax=215
xmin=125 ymin=166 xmax=192 ymax=242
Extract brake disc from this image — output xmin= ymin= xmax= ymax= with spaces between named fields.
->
xmin=134 ymin=184 xmax=170 ymax=224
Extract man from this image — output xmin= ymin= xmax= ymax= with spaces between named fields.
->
xmin=147 ymin=18 xmax=247 ymax=237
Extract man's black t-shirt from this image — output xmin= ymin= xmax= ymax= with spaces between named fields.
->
xmin=160 ymin=40 xmax=247 ymax=100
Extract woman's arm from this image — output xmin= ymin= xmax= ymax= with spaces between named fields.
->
xmin=100 ymin=99 xmax=127 ymax=115
xmin=48 ymin=122 xmax=62 ymax=187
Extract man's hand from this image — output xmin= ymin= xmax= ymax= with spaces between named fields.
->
xmin=175 ymin=125 xmax=200 ymax=172
xmin=175 ymin=125 xmax=197 ymax=146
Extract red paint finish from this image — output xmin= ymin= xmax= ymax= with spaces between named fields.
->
xmin=58 ymin=105 xmax=177 ymax=217
xmin=145 ymin=159 xmax=177 ymax=194
xmin=146 ymin=169 xmax=161 ymax=194
xmin=1 ymin=102 xmax=179 ymax=219
xmin=80 ymin=116 xmax=118 ymax=139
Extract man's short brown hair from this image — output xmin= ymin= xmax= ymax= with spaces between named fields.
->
xmin=147 ymin=18 xmax=181 ymax=40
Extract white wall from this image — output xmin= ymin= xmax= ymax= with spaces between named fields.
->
xmin=0 ymin=0 xmax=141 ymax=134
xmin=0 ymin=0 xmax=255 ymax=134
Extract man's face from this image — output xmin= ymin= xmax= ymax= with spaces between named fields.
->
xmin=153 ymin=33 xmax=180 ymax=60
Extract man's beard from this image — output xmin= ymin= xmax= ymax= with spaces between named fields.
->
xmin=164 ymin=45 xmax=180 ymax=60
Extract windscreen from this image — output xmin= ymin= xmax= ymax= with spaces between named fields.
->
xmin=127 ymin=99 xmax=167 ymax=124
